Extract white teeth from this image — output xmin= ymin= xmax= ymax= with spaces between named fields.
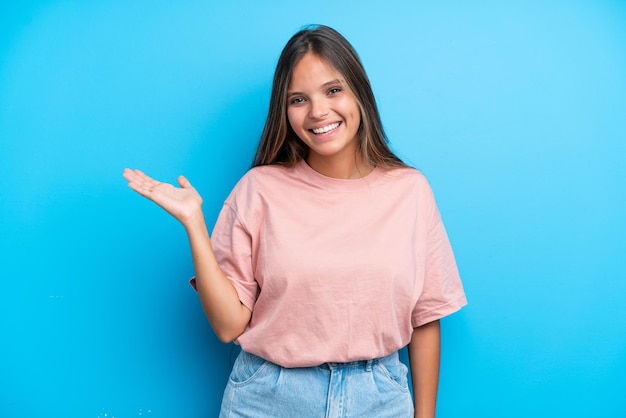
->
xmin=312 ymin=122 xmax=340 ymax=134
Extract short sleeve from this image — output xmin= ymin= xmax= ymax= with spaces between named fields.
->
xmin=411 ymin=193 xmax=467 ymax=327
xmin=209 ymin=202 xmax=259 ymax=311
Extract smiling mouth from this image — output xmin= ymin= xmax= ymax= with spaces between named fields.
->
xmin=310 ymin=122 xmax=341 ymax=134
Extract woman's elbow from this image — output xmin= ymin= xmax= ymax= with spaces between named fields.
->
xmin=212 ymin=309 xmax=250 ymax=343
xmin=214 ymin=325 xmax=246 ymax=344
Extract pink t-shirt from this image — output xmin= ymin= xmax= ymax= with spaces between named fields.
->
xmin=207 ymin=160 xmax=466 ymax=367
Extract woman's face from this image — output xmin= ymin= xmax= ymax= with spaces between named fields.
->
xmin=286 ymin=53 xmax=361 ymax=175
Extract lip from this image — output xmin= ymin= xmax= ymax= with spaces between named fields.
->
xmin=308 ymin=121 xmax=342 ymax=138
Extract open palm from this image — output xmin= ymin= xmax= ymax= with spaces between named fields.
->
xmin=123 ymin=168 xmax=203 ymax=225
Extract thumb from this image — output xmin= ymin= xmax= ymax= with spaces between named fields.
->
xmin=177 ymin=175 xmax=193 ymax=189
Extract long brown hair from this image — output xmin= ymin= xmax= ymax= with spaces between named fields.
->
xmin=253 ymin=25 xmax=406 ymax=169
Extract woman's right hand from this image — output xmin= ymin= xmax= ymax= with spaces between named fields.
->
xmin=123 ymin=168 xmax=203 ymax=227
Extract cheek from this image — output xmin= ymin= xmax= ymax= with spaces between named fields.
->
xmin=286 ymin=109 xmax=302 ymax=131
xmin=347 ymin=106 xmax=362 ymax=129
xmin=342 ymin=96 xmax=361 ymax=123
xmin=354 ymin=103 xmax=364 ymax=128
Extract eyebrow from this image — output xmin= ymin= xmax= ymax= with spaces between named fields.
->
xmin=287 ymin=79 xmax=344 ymax=97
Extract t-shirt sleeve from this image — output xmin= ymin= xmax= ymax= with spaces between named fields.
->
xmin=210 ymin=202 xmax=259 ymax=312
xmin=411 ymin=187 xmax=467 ymax=327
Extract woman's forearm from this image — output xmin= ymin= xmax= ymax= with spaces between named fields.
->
xmin=408 ymin=320 xmax=441 ymax=418
xmin=184 ymin=213 xmax=251 ymax=343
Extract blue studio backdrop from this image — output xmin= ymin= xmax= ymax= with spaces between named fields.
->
xmin=1 ymin=1 xmax=625 ymax=417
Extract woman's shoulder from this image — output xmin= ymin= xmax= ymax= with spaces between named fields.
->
xmin=238 ymin=163 xmax=295 ymax=186
xmin=379 ymin=165 xmax=432 ymax=190
xmin=227 ymin=164 xmax=297 ymax=197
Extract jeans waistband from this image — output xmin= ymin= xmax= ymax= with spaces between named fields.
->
xmin=322 ymin=359 xmax=374 ymax=370
xmin=319 ymin=351 xmax=398 ymax=371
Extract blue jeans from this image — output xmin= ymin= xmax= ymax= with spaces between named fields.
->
xmin=219 ymin=350 xmax=414 ymax=417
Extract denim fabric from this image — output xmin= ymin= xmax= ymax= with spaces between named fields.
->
xmin=219 ymin=350 xmax=413 ymax=417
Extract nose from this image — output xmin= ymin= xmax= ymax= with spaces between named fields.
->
xmin=308 ymin=98 xmax=329 ymax=120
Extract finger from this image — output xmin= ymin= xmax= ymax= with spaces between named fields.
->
xmin=133 ymin=170 xmax=162 ymax=189
xmin=123 ymin=169 xmax=145 ymax=193
xmin=177 ymin=175 xmax=193 ymax=189
xmin=131 ymin=169 xmax=155 ymax=183
xmin=123 ymin=170 xmax=158 ymax=198
xmin=123 ymin=168 xmax=152 ymax=186
xmin=126 ymin=179 xmax=153 ymax=197
xmin=122 ymin=168 xmax=137 ymax=182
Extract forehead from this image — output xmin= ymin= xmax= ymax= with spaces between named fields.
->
xmin=288 ymin=53 xmax=343 ymax=89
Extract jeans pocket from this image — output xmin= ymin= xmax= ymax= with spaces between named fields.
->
xmin=228 ymin=350 xmax=272 ymax=386
xmin=374 ymin=356 xmax=410 ymax=393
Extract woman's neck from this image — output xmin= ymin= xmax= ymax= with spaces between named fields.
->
xmin=305 ymin=153 xmax=373 ymax=179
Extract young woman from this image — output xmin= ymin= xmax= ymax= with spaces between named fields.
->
xmin=123 ymin=25 xmax=466 ymax=418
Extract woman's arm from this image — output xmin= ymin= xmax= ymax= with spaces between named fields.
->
xmin=123 ymin=168 xmax=251 ymax=342
xmin=183 ymin=210 xmax=251 ymax=342
xmin=408 ymin=320 xmax=441 ymax=418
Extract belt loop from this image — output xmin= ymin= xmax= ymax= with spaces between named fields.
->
xmin=365 ymin=359 xmax=373 ymax=372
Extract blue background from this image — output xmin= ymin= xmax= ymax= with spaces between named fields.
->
xmin=1 ymin=1 xmax=625 ymax=417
